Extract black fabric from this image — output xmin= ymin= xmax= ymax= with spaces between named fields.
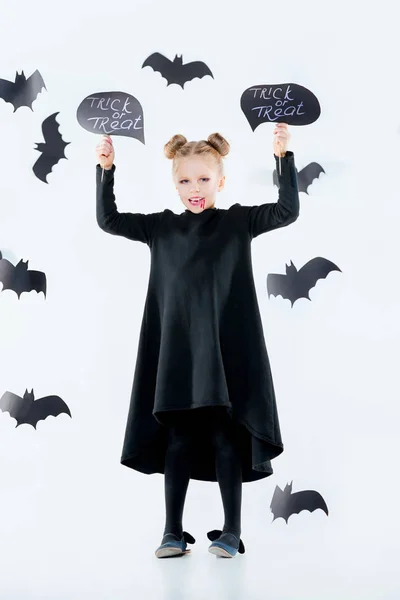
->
xmin=211 ymin=408 xmax=242 ymax=536
xmin=163 ymin=408 xmax=242 ymax=538
xmin=163 ymin=419 xmax=192 ymax=537
xmin=96 ymin=152 xmax=299 ymax=482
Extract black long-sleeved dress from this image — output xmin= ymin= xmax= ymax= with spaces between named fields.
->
xmin=96 ymin=151 xmax=299 ymax=482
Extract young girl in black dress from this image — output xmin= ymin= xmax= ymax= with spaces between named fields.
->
xmin=95 ymin=123 xmax=299 ymax=558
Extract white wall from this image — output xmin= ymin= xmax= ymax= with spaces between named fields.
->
xmin=0 ymin=0 xmax=399 ymax=598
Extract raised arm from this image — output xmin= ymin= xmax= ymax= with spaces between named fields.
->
xmin=245 ymin=151 xmax=299 ymax=240
xmin=96 ymin=164 xmax=163 ymax=246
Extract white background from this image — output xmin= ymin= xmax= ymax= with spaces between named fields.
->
xmin=0 ymin=0 xmax=399 ymax=598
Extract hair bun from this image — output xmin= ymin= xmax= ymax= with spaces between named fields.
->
xmin=207 ymin=133 xmax=230 ymax=157
xmin=164 ymin=134 xmax=188 ymax=159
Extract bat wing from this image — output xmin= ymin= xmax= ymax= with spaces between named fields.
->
xmin=142 ymin=52 xmax=175 ymax=83
xmin=206 ymin=529 xmax=245 ymax=554
xmin=41 ymin=113 xmax=65 ymax=147
xmin=26 ymin=269 xmax=47 ymax=296
xmin=0 ymin=78 xmax=15 ymax=106
xmin=0 ymin=391 xmax=25 ymax=423
xmin=297 ymin=162 xmax=325 ymax=194
xmin=180 ymin=61 xmax=214 ymax=87
xmin=288 ymin=490 xmax=329 ymax=519
xmin=41 ymin=112 xmax=70 ymax=155
xmin=33 ymin=153 xmax=53 ymax=183
xmin=297 ymin=257 xmax=341 ymax=298
xmin=0 ymin=257 xmax=16 ymax=292
xmin=27 ymin=395 xmax=71 ymax=428
xmin=270 ymin=485 xmax=291 ymax=522
xmin=24 ymin=69 xmax=47 ymax=110
xmin=267 ymin=272 xmax=299 ymax=307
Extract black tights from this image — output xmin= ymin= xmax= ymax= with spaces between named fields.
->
xmin=163 ymin=408 xmax=242 ymax=538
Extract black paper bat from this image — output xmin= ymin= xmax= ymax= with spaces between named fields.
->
xmin=142 ymin=53 xmax=214 ymax=88
xmin=0 ymin=388 xmax=71 ymax=428
xmin=267 ymin=258 xmax=341 ymax=306
xmin=207 ymin=530 xmax=246 ymax=554
xmin=32 ymin=112 xmax=70 ymax=183
xmin=0 ymin=69 xmax=46 ymax=112
xmin=273 ymin=162 xmax=325 ymax=194
xmin=270 ymin=482 xmax=329 ymax=523
xmin=0 ymin=250 xmax=46 ymax=298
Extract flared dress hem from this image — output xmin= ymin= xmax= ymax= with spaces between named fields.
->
xmin=120 ymin=404 xmax=283 ymax=483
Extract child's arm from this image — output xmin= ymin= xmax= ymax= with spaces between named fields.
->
xmin=244 ymin=151 xmax=300 ymax=240
xmin=96 ymin=164 xmax=163 ymax=246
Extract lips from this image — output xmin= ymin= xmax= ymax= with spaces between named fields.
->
xmin=189 ymin=197 xmax=204 ymax=205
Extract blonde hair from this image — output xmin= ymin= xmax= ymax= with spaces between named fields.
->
xmin=164 ymin=133 xmax=230 ymax=178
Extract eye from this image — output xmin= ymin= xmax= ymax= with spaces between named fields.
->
xmin=179 ymin=178 xmax=210 ymax=184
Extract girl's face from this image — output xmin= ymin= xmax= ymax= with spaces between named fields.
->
xmin=174 ymin=156 xmax=225 ymax=213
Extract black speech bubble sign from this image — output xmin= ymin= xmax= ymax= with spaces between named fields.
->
xmin=241 ymin=83 xmax=320 ymax=130
xmin=76 ymin=91 xmax=145 ymax=143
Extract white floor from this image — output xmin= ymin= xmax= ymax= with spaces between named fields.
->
xmin=0 ymin=528 xmax=397 ymax=600
xmin=0 ymin=453 xmax=398 ymax=600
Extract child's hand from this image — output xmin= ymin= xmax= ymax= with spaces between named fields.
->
xmin=273 ymin=123 xmax=291 ymax=157
xmin=96 ymin=135 xmax=115 ymax=169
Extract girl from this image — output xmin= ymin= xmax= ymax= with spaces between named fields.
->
xmin=95 ymin=123 xmax=299 ymax=558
